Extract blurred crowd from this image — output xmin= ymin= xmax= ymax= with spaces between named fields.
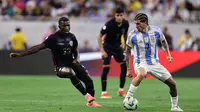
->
xmin=157 ymin=27 xmax=200 ymax=51
xmin=4 ymin=25 xmax=200 ymax=52
xmin=1 ymin=0 xmax=200 ymax=52
xmin=0 ymin=0 xmax=200 ymax=23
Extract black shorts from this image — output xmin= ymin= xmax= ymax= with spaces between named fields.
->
xmin=55 ymin=63 xmax=92 ymax=81
xmin=103 ymin=43 xmax=125 ymax=65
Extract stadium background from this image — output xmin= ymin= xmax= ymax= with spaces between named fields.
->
xmin=0 ymin=0 xmax=200 ymax=112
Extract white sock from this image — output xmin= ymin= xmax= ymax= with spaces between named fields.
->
xmin=171 ymin=96 xmax=178 ymax=107
xmin=125 ymin=84 xmax=138 ymax=98
xmin=101 ymin=91 xmax=107 ymax=94
xmin=85 ymin=93 xmax=89 ymax=98
xmin=119 ymin=88 xmax=124 ymax=91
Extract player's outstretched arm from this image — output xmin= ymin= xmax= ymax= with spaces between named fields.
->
xmin=10 ymin=43 xmax=47 ymax=58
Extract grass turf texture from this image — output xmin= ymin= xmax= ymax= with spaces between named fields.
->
xmin=0 ymin=75 xmax=200 ymax=112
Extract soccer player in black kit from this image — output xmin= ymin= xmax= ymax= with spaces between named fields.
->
xmin=98 ymin=7 xmax=129 ymax=98
xmin=10 ymin=17 xmax=101 ymax=107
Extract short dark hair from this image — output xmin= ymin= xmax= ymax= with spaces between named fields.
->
xmin=15 ymin=27 xmax=21 ymax=32
xmin=115 ymin=7 xmax=124 ymax=13
xmin=185 ymin=29 xmax=190 ymax=34
xmin=163 ymin=26 xmax=168 ymax=31
xmin=134 ymin=13 xmax=148 ymax=21
xmin=58 ymin=17 xmax=69 ymax=24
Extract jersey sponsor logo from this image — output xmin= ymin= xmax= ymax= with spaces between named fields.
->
xmin=58 ymin=38 xmax=64 ymax=42
xmin=57 ymin=43 xmax=64 ymax=45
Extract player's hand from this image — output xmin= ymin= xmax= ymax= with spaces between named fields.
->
xmin=126 ymin=69 xmax=132 ymax=78
xmin=101 ymin=51 xmax=108 ymax=59
xmin=10 ymin=53 xmax=21 ymax=58
xmin=167 ymin=56 xmax=173 ymax=63
xmin=73 ymin=59 xmax=80 ymax=64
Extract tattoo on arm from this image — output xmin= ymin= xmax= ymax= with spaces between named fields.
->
xmin=125 ymin=45 xmax=131 ymax=69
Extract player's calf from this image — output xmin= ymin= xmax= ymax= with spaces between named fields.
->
xmin=57 ymin=67 xmax=75 ymax=78
xmin=85 ymin=78 xmax=95 ymax=97
xmin=164 ymin=77 xmax=177 ymax=97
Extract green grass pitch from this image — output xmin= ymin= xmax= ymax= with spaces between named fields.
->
xmin=0 ymin=75 xmax=200 ymax=112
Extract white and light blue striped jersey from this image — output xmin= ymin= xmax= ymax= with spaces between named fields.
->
xmin=126 ymin=25 xmax=165 ymax=65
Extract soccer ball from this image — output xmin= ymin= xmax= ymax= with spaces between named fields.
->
xmin=123 ymin=97 xmax=138 ymax=110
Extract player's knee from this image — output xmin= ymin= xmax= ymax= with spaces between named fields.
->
xmin=57 ymin=67 xmax=75 ymax=78
xmin=136 ymin=67 xmax=146 ymax=79
xmin=169 ymin=81 xmax=176 ymax=89
xmin=165 ymin=78 xmax=176 ymax=89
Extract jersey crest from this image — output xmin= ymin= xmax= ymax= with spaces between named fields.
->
xmin=69 ymin=40 xmax=73 ymax=47
xmin=144 ymin=37 xmax=149 ymax=43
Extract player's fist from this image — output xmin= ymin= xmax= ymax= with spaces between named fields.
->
xmin=101 ymin=51 xmax=108 ymax=59
xmin=126 ymin=69 xmax=132 ymax=78
xmin=10 ymin=53 xmax=21 ymax=58
xmin=167 ymin=56 xmax=173 ymax=63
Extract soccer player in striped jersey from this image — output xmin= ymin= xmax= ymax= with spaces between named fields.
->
xmin=123 ymin=13 xmax=183 ymax=111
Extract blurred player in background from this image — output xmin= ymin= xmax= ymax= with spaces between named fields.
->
xmin=9 ymin=27 xmax=28 ymax=51
xmin=42 ymin=24 xmax=57 ymax=41
xmin=97 ymin=7 xmax=129 ymax=98
xmin=124 ymin=13 xmax=183 ymax=111
xmin=10 ymin=17 xmax=101 ymax=107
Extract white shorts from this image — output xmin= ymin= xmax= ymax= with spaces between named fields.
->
xmin=134 ymin=63 xmax=171 ymax=81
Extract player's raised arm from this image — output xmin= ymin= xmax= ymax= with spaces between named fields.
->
xmin=10 ymin=43 xmax=47 ymax=58
xmin=160 ymin=32 xmax=173 ymax=63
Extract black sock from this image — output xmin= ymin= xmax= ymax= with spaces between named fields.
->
xmin=120 ymin=63 xmax=127 ymax=89
xmin=88 ymin=89 xmax=95 ymax=97
xmin=101 ymin=67 xmax=110 ymax=91
xmin=70 ymin=76 xmax=87 ymax=96
xmin=86 ymin=79 xmax=95 ymax=97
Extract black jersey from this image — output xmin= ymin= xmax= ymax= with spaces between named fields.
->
xmin=43 ymin=31 xmax=78 ymax=66
xmin=100 ymin=18 xmax=129 ymax=46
